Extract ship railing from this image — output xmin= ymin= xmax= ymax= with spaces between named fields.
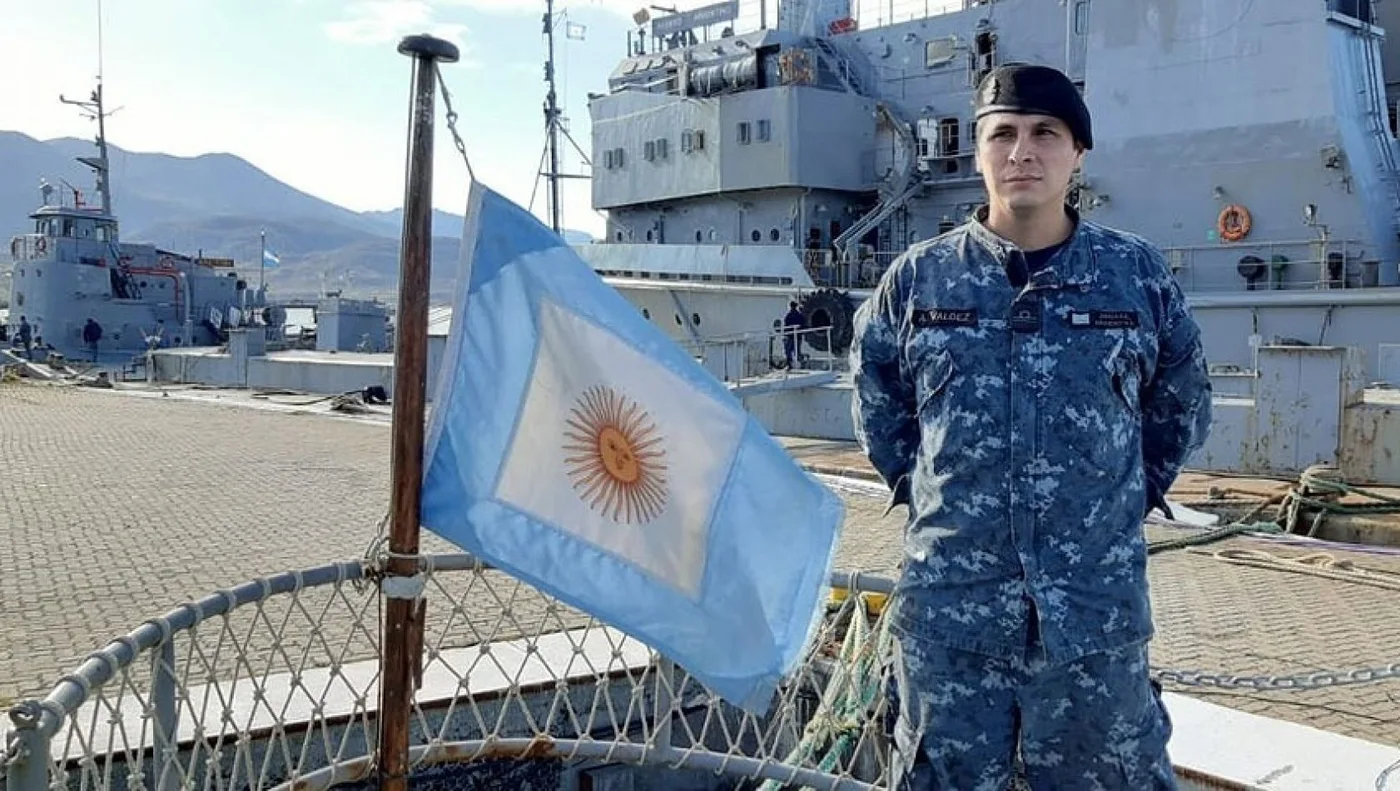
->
xmin=804 ymin=250 xmax=902 ymax=290
xmin=1162 ymin=237 xmax=1388 ymax=291
xmin=679 ymin=324 xmax=840 ymax=384
xmin=0 ymin=553 xmax=898 ymax=791
xmin=638 ymin=0 xmax=968 ymax=56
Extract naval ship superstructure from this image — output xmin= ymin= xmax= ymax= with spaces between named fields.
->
xmin=577 ymin=0 xmax=1400 ymax=381
xmin=5 ymin=83 xmax=270 ymax=363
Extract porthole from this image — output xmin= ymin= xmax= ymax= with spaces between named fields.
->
xmin=691 ymin=313 xmax=701 ymax=326
xmin=642 ymin=308 xmax=651 ymax=319
xmin=769 ymin=228 xmax=780 ymax=241
xmin=750 ymin=229 xmax=761 ymax=242
xmin=674 ymin=313 xmax=683 ymax=326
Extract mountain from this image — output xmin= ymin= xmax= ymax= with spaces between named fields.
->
xmin=0 ymin=131 xmax=596 ymax=300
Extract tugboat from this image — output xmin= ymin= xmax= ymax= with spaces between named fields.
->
xmin=5 ymin=81 xmax=272 ymax=365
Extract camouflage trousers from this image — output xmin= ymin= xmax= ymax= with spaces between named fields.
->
xmin=887 ymin=633 xmax=1175 ymax=790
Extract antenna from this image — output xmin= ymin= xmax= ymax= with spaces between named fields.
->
xmin=59 ymin=0 xmax=121 ymax=221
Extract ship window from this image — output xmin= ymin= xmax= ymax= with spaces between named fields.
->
xmin=1073 ymin=1 xmax=1089 ymax=34
xmin=62 ymin=219 xmax=74 ymax=237
xmin=1330 ymin=0 xmax=1374 ymax=24
xmin=738 ymin=121 xmax=751 ymax=145
xmin=646 ymin=229 xmax=654 ymax=241
xmin=644 ymin=140 xmax=656 ymax=161
xmin=693 ymin=130 xmax=705 ymax=150
xmin=642 ymin=308 xmax=650 ymax=319
xmin=751 ymin=229 xmax=761 ymax=242
xmin=938 ymin=118 xmax=960 ymax=156
xmin=709 ymin=228 xmax=717 ymax=241
xmin=695 ymin=230 xmax=703 ymax=242
xmin=656 ymin=138 xmax=668 ymax=159
xmin=616 ymin=231 xmax=624 ymax=241
xmin=691 ymin=313 xmax=701 ymax=326
xmin=769 ymin=228 xmax=780 ymax=241
xmin=681 ymin=130 xmax=693 ymax=153
xmin=938 ymin=219 xmax=956 ymax=234
xmin=604 ymin=149 xmax=615 ymax=168
xmin=972 ymin=31 xmax=997 ymax=85
xmin=757 ymin=119 xmax=771 ymax=142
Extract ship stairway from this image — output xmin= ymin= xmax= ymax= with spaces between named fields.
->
xmin=834 ymin=178 xmax=923 ymax=262
xmin=811 ymin=37 xmax=867 ymax=96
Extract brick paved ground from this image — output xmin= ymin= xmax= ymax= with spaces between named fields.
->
xmin=2 ymin=380 xmax=1398 ymax=751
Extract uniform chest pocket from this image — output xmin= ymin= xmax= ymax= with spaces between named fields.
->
xmin=913 ymin=348 xmax=955 ymax=416
xmin=1047 ymin=338 xmax=1144 ymax=477
xmin=1111 ymin=349 xmax=1142 ymax=418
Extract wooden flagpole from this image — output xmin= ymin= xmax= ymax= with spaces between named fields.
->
xmin=377 ymin=33 xmax=459 ymax=791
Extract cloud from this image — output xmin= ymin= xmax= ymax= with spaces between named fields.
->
xmin=325 ymin=0 xmax=472 ymax=48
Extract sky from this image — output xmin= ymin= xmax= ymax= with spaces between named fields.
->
xmin=0 ymin=0 xmax=732 ymax=238
xmin=0 ymin=0 xmax=940 ymax=238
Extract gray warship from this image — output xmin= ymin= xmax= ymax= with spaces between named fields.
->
xmin=4 ymin=82 xmax=274 ymax=365
xmin=576 ymin=0 xmax=1400 ymax=389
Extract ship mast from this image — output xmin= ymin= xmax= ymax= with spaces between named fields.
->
xmin=60 ymin=84 xmax=114 ymax=218
xmin=544 ymin=0 xmax=563 ymax=233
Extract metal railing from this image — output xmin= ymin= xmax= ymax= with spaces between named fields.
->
xmin=1161 ymin=237 xmax=1389 ymax=291
xmin=681 ymin=324 xmax=840 ymax=385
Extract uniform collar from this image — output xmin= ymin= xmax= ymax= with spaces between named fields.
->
xmin=965 ymin=204 xmax=1098 ymax=289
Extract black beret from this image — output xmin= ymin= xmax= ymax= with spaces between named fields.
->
xmin=974 ymin=64 xmax=1093 ymax=150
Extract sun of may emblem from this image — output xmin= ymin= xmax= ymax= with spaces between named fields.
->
xmin=562 ymin=384 xmax=670 ymax=524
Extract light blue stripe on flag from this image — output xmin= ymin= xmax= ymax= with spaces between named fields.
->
xmin=421 ymin=181 xmax=844 ymax=715
xmin=263 ymin=249 xmax=280 ymax=268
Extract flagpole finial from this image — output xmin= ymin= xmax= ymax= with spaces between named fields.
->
xmin=397 ymin=33 xmax=460 ymax=63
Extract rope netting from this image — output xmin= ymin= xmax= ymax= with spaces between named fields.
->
xmin=1 ymin=555 xmax=897 ymax=791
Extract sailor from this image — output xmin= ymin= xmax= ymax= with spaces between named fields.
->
xmin=82 ymin=318 xmax=103 ymax=362
xmin=850 ymin=63 xmax=1212 ymax=789
xmin=16 ymin=315 xmax=32 ymax=359
xmin=783 ymin=301 xmax=805 ymax=368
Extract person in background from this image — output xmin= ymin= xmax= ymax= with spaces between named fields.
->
xmin=82 ymin=318 xmax=103 ymax=362
xmin=783 ymin=301 xmax=805 ymax=368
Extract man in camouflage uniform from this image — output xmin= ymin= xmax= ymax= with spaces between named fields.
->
xmin=851 ymin=63 xmax=1212 ymax=789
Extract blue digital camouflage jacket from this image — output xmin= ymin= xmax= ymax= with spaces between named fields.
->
xmin=850 ymin=206 xmax=1212 ymax=663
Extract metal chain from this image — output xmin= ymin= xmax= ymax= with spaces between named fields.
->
xmin=1153 ymin=661 xmax=1400 ymax=691
xmin=434 ymin=63 xmax=475 ymax=181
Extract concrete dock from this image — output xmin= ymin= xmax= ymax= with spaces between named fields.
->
xmin=2 ymin=379 xmax=1399 ymax=750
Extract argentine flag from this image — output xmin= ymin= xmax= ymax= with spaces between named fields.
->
xmin=263 ymin=248 xmax=281 ymax=269
xmin=421 ymin=182 xmax=843 ymax=714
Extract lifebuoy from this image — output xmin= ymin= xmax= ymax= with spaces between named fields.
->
xmin=1218 ymin=204 xmax=1251 ymax=242
xmin=34 ymin=236 xmax=47 ymax=255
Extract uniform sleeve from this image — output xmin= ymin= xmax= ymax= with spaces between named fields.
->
xmin=850 ymin=262 xmax=919 ymax=513
xmin=1142 ymin=251 xmax=1213 ymax=517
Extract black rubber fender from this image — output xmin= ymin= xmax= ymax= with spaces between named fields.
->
xmin=796 ymin=287 xmax=855 ymax=355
